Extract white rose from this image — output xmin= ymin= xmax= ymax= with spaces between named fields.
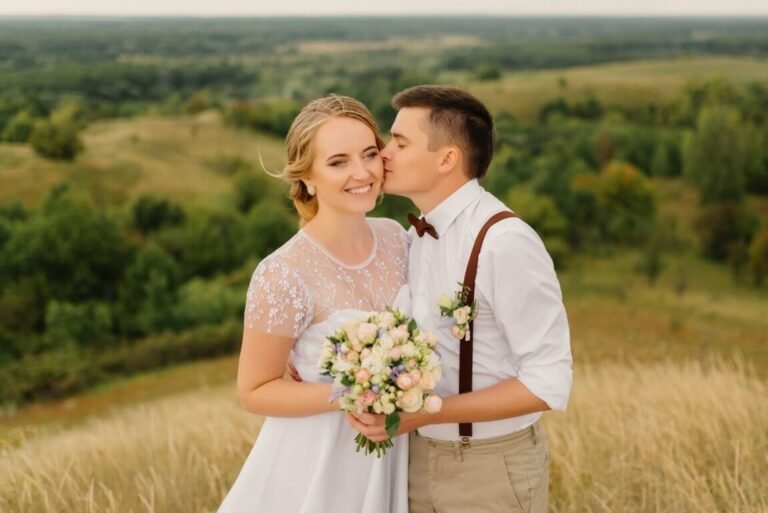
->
xmin=378 ymin=334 xmax=394 ymax=351
xmin=425 ymin=332 xmax=438 ymax=348
xmin=332 ymin=358 xmax=354 ymax=373
xmin=399 ymin=388 xmax=424 ymax=413
xmin=388 ymin=325 xmax=409 ymax=344
xmin=437 ymin=294 xmax=453 ymax=309
xmin=383 ymin=401 xmax=396 ymax=415
xmin=400 ymin=342 xmax=417 ymax=358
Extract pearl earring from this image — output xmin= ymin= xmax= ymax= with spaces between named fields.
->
xmin=306 ymin=184 xmax=316 ymax=196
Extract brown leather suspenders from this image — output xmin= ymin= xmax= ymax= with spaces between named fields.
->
xmin=459 ymin=211 xmax=518 ymax=440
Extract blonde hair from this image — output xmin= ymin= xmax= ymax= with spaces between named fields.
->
xmin=272 ymin=95 xmax=384 ymax=226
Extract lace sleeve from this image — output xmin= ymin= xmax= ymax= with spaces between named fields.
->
xmin=243 ymin=257 xmax=314 ymax=338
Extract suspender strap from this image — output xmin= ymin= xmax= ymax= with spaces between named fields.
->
xmin=459 ymin=211 xmax=518 ymax=438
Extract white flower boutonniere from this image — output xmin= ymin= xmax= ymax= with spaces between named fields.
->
xmin=437 ymin=284 xmax=478 ymax=341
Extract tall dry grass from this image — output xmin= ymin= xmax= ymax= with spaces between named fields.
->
xmin=1 ymin=358 xmax=766 ymax=513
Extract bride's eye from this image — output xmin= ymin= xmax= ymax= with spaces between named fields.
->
xmin=365 ymin=151 xmax=379 ymax=160
xmin=330 ymin=160 xmax=346 ymax=167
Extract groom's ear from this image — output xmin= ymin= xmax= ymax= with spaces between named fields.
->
xmin=436 ymin=146 xmax=461 ymax=176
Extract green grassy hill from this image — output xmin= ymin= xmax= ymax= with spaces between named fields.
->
xmin=1 ymin=111 xmax=286 ymax=208
xmin=464 ymin=56 xmax=768 ymax=120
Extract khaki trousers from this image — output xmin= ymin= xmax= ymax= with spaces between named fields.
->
xmin=408 ymin=422 xmax=549 ymax=513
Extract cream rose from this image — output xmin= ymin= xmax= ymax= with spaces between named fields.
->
xmin=357 ymin=322 xmax=378 ymax=344
xmin=399 ymin=388 xmax=424 ymax=413
xmin=453 ymin=305 xmax=472 ymax=325
xmin=379 ymin=311 xmax=396 ymax=329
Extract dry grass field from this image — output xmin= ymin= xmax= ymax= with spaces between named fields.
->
xmin=0 ymin=358 xmax=765 ymax=513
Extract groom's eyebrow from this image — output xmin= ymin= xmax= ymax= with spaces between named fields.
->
xmin=391 ymin=131 xmax=409 ymax=141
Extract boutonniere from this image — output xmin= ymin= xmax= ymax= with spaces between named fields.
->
xmin=437 ymin=284 xmax=477 ymax=341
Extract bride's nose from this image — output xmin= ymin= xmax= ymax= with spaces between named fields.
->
xmin=353 ymin=159 xmax=376 ymax=180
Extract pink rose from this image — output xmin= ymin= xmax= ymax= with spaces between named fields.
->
xmin=388 ymin=347 xmax=402 ymax=360
xmin=451 ymin=325 xmax=466 ymax=340
xmin=409 ymin=370 xmax=422 ymax=384
xmin=355 ymin=369 xmax=371 ymax=383
xmin=396 ymin=374 xmax=414 ymax=391
xmin=424 ymin=395 xmax=443 ymax=413
xmin=360 ymin=389 xmax=376 ymax=407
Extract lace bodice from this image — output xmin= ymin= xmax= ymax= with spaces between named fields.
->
xmin=244 ymin=217 xmax=409 ymax=338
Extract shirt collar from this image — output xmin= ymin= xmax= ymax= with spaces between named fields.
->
xmin=422 ymin=179 xmax=483 ymax=238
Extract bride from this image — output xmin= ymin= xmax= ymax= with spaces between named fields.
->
xmin=217 ymin=96 xmax=410 ymax=513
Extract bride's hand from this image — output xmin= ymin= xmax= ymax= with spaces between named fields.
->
xmin=346 ymin=412 xmax=387 ymax=442
xmin=346 ymin=412 xmax=427 ymax=442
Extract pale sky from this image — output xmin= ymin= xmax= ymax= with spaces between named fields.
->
xmin=1 ymin=0 xmax=767 ymax=17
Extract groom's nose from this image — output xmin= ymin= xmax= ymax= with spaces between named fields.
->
xmin=380 ymin=143 xmax=393 ymax=160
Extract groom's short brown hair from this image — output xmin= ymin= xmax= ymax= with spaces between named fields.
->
xmin=392 ymin=85 xmax=496 ymax=179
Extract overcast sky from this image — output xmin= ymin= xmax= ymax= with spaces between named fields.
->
xmin=1 ymin=0 xmax=768 ymax=17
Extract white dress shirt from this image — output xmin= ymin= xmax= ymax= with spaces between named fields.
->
xmin=408 ymin=179 xmax=573 ymax=441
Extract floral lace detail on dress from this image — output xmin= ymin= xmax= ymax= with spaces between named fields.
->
xmin=244 ymin=218 xmax=409 ymax=339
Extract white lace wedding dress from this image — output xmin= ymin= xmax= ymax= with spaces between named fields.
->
xmin=217 ymin=217 xmax=411 ymax=513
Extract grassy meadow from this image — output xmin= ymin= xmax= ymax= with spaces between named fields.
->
xmin=1 ymin=21 xmax=768 ymax=512
xmin=466 ymin=56 xmax=768 ymax=120
xmin=1 ymin=245 xmax=766 ymax=512
xmin=0 ymin=112 xmax=285 ymax=209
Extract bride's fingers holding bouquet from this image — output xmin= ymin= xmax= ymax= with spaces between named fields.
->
xmin=346 ymin=413 xmax=389 ymax=442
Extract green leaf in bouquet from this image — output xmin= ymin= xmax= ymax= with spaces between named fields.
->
xmin=385 ymin=412 xmax=401 ymax=439
xmin=408 ymin=319 xmax=417 ymax=334
xmin=341 ymin=374 xmax=355 ymax=386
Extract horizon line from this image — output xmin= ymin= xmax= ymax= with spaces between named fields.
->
xmin=2 ymin=13 xmax=768 ymax=19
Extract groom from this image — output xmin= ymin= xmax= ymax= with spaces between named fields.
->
xmin=347 ymin=85 xmax=573 ymax=513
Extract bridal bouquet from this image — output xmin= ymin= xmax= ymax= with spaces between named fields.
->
xmin=317 ymin=307 xmax=442 ymax=457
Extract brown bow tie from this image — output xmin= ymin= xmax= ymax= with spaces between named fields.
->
xmin=407 ymin=213 xmax=439 ymax=240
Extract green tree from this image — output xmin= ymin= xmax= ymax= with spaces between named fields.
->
xmin=504 ymin=187 xmax=569 ymax=267
xmin=748 ymin=225 xmax=768 ymax=286
xmin=43 ymin=301 xmax=113 ymax=350
xmin=474 ymin=65 xmax=502 ymax=81
xmin=2 ymin=110 xmax=37 ymax=142
xmin=233 ymin=171 xmax=271 ymax=213
xmin=4 ymin=190 xmax=130 ymax=304
xmin=694 ymin=202 xmax=756 ymax=262
xmin=683 ymin=106 xmax=748 ymax=204
xmin=241 ymin=200 xmax=296 ymax=258
xmin=119 ymin=242 xmax=181 ymax=336
xmin=131 ymin=195 xmax=185 ymax=235
xmin=29 ymin=119 xmax=84 ymax=161
xmin=596 ymin=161 xmax=656 ymax=245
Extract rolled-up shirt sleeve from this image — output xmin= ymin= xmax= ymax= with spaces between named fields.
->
xmin=481 ymin=221 xmax=573 ymax=411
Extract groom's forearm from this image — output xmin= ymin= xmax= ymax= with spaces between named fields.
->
xmin=407 ymin=378 xmax=550 ymax=431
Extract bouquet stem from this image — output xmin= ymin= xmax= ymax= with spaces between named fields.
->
xmin=354 ymin=433 xmax=393 ymax=458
